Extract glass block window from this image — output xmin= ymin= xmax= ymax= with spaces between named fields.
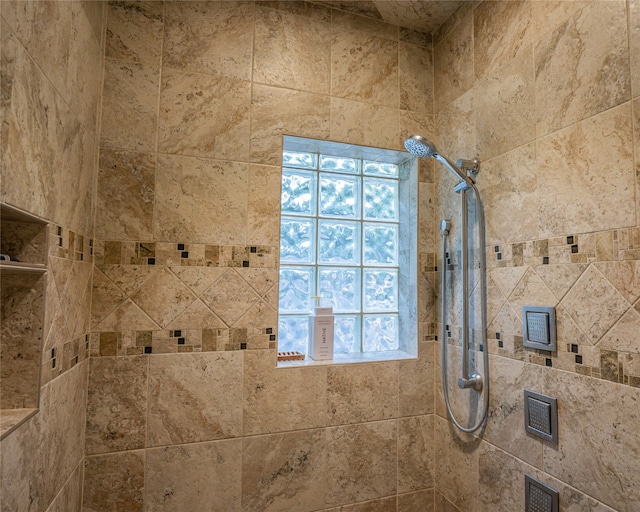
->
xmin=278 ymin=138 xmax=415 ymax=358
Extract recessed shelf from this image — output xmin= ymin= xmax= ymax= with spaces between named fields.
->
xmin=0 ymin=408 xmax=38 ymax=440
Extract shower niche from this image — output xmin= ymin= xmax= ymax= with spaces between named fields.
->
xmin=0 ymin=203 xmax=48 ymax=439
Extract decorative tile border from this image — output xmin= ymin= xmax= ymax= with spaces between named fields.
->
xmin=487 ymin=227 xmax=640 ymax=268
xmin=49 ymin=224 xmax=94 ymax=263
xmin=40 ymin=334 xmax=90 ymax=386
xmin=93 ymin=240 xmax=277 ymax=268
xmin=90 ymin=327 xmax=277 ymax=357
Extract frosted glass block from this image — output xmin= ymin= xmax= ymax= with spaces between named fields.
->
xmin=363 ymin=269 xmax=398 ymax=312
xmin=318 ymin=267 xmax=360 ymax=312
xmin=363 ymin=161 xmax=398 ymax=177
xmin=318 ymin=221 xmax=360 ymax=265
xmin=281 ymin=169 xmax=316 ymax=216
xmin=363 ymin=223 xmax=398 ymax=265
xmin=279 ymin=267 xmax=315 ymax=313
xmin=364 ymin=178 xmax=398 ymax=220
xmin=319 ymin=155 xmax=358 ymax=174
xmin=280 ymin=218 xmax=315 ymax=264
xmin=334 ymin=315 xmax=360 ymax=353
xmin=363 ymin=315 xmax=399 ymax=351
xmin=283 ymin=151 xmax=317 ymax=169
xmin=278 ymin=316 xmax=309 ymax=353
xmin=320 ymin=174 xmax=360 ymax=218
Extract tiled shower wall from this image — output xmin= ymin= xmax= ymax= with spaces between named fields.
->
xmin=1 ymin=1 xmax=106 ymax=511
xmin=85 ymin=2 xmax=437 ymax=510
xmin=432 ymin=1 xmax=640 ymax=511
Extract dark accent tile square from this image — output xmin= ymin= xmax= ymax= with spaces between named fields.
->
xmin=177 ymin=243 xmax=185 ymax=251
xmin=57 ymin=226 xmax=62 ymax=235
xmin=566 ymin=236 xmax=574 ymax=244
xmin=498 ymin=340 xmax=504 ymax=348
xmin=571 ymin=344 xmax=579 ymax=353
xmin=52 ymin=358 xmax=56 ymax=369
xmin=181 ymin=251 xmax=189 ymax=258
xmin=178 ymin=338 xmax=186 ymax=345
xmin=571 ymin=244 xmax=579 ymax=254
xmin=497 ymin=253 xmax=502 ymax=260
xmin=144 ymin=346 xmax=153 ymax=354
xmin=575 ymin=354 xmax=583 ymax=364
xmin=269 ymin=334 xmax=276 ymax=341
xmin=148 ymin=257 xmax=156 ymax=265
xmin=545 ymin=358 xmax=552 ymax=367
xmin=266 ymin=327 xmax=273 ymax=334
xmin=495 ymin=332 xmax=501 ymax=340
xmin=240 ymin=343 xmax=247 ymax=350
xmin=494 ymin=246 xmax=499 ymax=252
xmin=542 ymin=257 xmax=549 ymax=265
xmin=250 ymin=246 xmax=257 ymax=253
xmin=242 ymin=260 xmax=249 ymax=267
xmin=172 ymin=330 xmax=182 ymax=337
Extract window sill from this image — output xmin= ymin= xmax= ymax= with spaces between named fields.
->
xmin=276 ymin=349 xmax=416 ymax=368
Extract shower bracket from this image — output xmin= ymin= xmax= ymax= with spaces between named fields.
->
xmin=457 ymin=158 xmax=480 ymax=178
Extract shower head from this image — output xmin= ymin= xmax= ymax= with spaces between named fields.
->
xmin=404 ymin=134 xmax=437 ymax=158
xmin=404 ymin=134 xmax=474 ymax=188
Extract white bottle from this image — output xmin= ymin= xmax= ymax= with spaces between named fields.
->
xmin=308 ymin=296 xmax=334 ymax=361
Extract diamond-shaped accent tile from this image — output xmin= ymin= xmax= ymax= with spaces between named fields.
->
xmin=166 ymin=299 xmax=227 ymax=330
xmin=101 ymin=265 xmax=162 ymax=296
xmin=561 ymin=265 xmax=630 ymax=344
xmin=598 ymin=307 xmax=640 ymax=354
xmin=490 ymin=266 xmax=528 ymax=299
xmin=233 ymin=299 xmax=276 ymax=329
xmin=487 ymin=302 xmax=521 ymax=337
xmin=92 ymin=268 xmax=127 ymax=328
xmin=534 ymin=263 xmax=588 ymax=302
xmin=130 ymin=267 xmax=197 ymax=328
xmin=508 ymin=268 xmax=557 ymax=320
xmin=236 ymin=268 xmax=278 ymax=296
xmin=170 ymin=266 xmax=227 ymax=297
xmin=595 ymin=261 xmax=640 ymax=304
xmin=201 ymin=269 xmax=260 ymax=326
xmin=95 ymin=299 xmax=160 ymax=332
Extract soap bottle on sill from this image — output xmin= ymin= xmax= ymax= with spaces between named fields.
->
xmin=308 ymin=296 xmax=334 ymax=361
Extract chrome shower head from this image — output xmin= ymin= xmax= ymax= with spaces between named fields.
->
xmin=404 ymin=135 xmax=437 ymax=158
xmin=404 ymin=134 xmax=475 ymax=189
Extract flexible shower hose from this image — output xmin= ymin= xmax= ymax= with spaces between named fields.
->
xmin=440 ymin=184 xmax=490 ymax=433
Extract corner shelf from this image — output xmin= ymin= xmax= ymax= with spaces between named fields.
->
xmin=1 ymin=203 xmax=48 ymax=439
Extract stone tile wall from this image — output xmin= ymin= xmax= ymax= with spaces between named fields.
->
xmin=433 ymin=1 xmax=640 ymax=511
xmin=85 ymin=2 xmax=436 ymax=511
xmin=0 ymin=1 xmax=106 ymax=511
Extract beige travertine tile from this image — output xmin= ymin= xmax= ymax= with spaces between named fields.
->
xmin=325 ymin=420 xmax=397 ymax=506
xmin=543 ymin=369 xmax=640 ymax=511
xmin=434 ymin=88 xmax=474 ymax=164
xmin=243 ymin=350 xmax=327 ymax=435
xmin=50 ymin=258 xmax=93 ymax=340
xmin=130 ymin=267 xmax=197 ymax=328
xmin=434 ymin=416 xmax=478 ymax=512
xmin=417 ymin=182 xmax=436 ymax=261
xmin=154 ymin=154 xmax=249 ymax=244
xmin=254 ymin=6 xmax=330 ymax=94
xmin=475 ymin=49 xmax=535 ymax=161
xmin=537 ymin=104 xmax=635 ymax=238
xmin=560 ymin=265 xmax=629 ymax=344
xmin=433 ymin=12 xmax=473 ymax=113
xmin=484 ymin=356 xmax=543 ymax=469
xmin=330 ymin=98 xmax=399 ymax=149
xmin=397 ymin=489 xmax=435 ymax=512
xmin=158 ymin=69 xmax=251 ymax=161
xmin=169 ymin=267 xmax=227 ymax=297
xmin=479 ymin=143 xmax=538 ymax=246
xmin=399 ymin=27 xmax=431 ymax=48
xmin=105 ymin=1 xmax=163 ymax=66
xmin=399 ymin=341 xmax=434 ymax=416
xmin=0 ymin=411 xmax=45 ymax=512
xmin=165 ymin=298 xmax=226 ymax=330
xmin=398 ymin=415 xmax=434 ymax=493
xmin=256 ymin=1 xmax=331 ymax=23
xmin=631 ymin=1 xmax=640 ymax=98
xmin=533 ymin=263 xmax=588 ymax=302
xmin=83 ymin=451 xmax=145 ymax=512
xmin=147 ymin=352 xmax=242 ymax=446
xmin=100 ymin=57 xmax=159 ymax=152
xmin=331 ymin=30 xmax=398 ymax=108
xmin=1 ymin=1 xmax=72 ymax=97
xmin=101 ymin=265 xmax=161 ymax=296
xmin=634 ymin=98 xmax=640 ymax=224
xmin=91 ymin=267 xmax=126 ymax=328
xmin=46 ymin=462 xmax=83 ymax=512
xmin=162 ymin=1 xmax=254 ymax=81
xmin=530 ymin=1 xmax=588 ymax=42
xmin=331 ymin=9 xmax=397 ymax=40
xmin=477 ymin=441 xmax=537 ymax=511
xmin=507 ymin=267 xmax=557 ymax=319
xmin=85 ymin=356 xmax=148 ymax=454
xmin=435 ymin=490 xmax=463 ymax=512
xmin=326 ymin=362 xmax=398 ymax=425
xmin=473 ymin=0 xmax=533 ymax=82
xmin=595 ymin=261 xmax=640 ymax=304
xmin=330 ymin=496 xmax=398 ymax=512
xmin=488 ymin=266 xmax=527 ymax=300
xmin=201 ymin=269 xmax=260 ymax=327
xmin=247 ymin=164 xmax=281 ymax=246
xmin=145 ymin=439 xmax=242 ymax=511
xmin=250 ymin=84 xmax=330 ymax=165
xmin=95 ymin=148 xmax=155 ymax=241
xmin=241 ymin=429 xmax=326 ymax=512
xmin=534 ymin=0 xmax=631 ymax=137
xmin=399 ymin=42 xmax=433 ymax=114
xmin=598 ymin=308 xmax=640 ymax=354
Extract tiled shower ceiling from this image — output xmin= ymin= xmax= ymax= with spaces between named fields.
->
xmin=313 ymin=0 xmax=466 ymax=33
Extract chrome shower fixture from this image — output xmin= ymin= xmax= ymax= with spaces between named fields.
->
xmin=403 ymin=135 xmax=476 ymax=189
